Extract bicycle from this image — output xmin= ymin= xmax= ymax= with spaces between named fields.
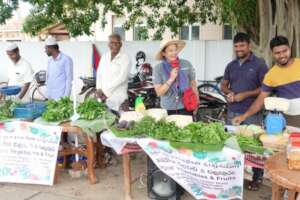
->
xmin=31 ymin=70 xmax=47 ymax=101
xmin=197 ymin=76 xmax=224 ymax=95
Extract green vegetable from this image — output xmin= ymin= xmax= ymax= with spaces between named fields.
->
xmin=236 ymin=134 xmax=264 ymax=154
xmin=0 ymin=100 xmax=17 ymax=120
xmin=77 ymin=98 xmax=107 ymax=120
xmin=42 ymin=97 xmax=73 ymax=122
xmin=112 ymin=118 xmax=232 ymax=151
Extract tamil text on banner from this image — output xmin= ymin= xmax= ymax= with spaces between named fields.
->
xmin=138 ymin=138 xmax=244 ymax=200
xmin=0 ymin=121 xmax=62 ymax=185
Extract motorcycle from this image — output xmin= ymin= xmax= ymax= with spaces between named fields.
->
xmin=79 ymin=51 xmax=160 ymax=110
xmin=197 ymin=89 xmax=227 ymax=123
xmin=79 ymin=76 xmax=97 ymax=99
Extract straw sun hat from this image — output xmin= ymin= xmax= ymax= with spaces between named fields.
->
xmin=155 ymin=39 xmax=186 ymax=60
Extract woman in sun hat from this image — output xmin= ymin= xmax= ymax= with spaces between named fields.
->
xmin=153 ymin=38 xmax=199 ymax=116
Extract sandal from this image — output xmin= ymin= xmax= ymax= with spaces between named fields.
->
xmin=247 ymin=180 xmax=260 ymax=191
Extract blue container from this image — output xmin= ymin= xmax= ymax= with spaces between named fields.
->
xmin=265 ymin=111 xmax=286 ymax=135
xmin=0 ymin=86 xmax=21 ymax=96
xmin=13 ymin=102 xmax=46 ymax=120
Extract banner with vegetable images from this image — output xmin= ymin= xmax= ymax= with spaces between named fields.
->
xmin=138 ymin=139 xmax=244 ymax=200
xmin=0 ymin=121 xmax=61 ymax=185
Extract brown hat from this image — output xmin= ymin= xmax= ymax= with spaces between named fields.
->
xmin=155 ymin=39 xmax=186 ymax=60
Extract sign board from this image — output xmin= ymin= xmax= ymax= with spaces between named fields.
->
xmin=138 ymin=139 xmax=244 ymax=200
xmin=0 ymin=121 xmax=62 ymax=185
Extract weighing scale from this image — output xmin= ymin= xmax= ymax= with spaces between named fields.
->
xmin=264 ymin=97 xmax=289 ymax=135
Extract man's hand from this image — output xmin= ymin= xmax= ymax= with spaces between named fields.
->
xmin=96 ymin=89 xmax=107 ymax=102
xmin=232 ymin=114 xmax=246 ymax=125
xmin=227 ymin=92 xmax=235 ymax=102
xmin=233 ymin=93 xmax=247 ymax=102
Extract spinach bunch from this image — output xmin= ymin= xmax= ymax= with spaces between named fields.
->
xmin=152 ymin=120 xmax=179 ymax=140
xmin=42 ymin=97 xmax=73 ymax=122
xmin=114 ymin=117 xmax=231 ymax=146
xmin=77 ymin=98 xmax=107 ymax=120
xmin=0 ymin=100 xmax=16 ymax=120
xmin=237 ymin=134 xmax=262 ymax=147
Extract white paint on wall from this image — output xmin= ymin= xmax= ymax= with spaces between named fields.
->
xmin=0 ymin=40 xmax=233 ymax=96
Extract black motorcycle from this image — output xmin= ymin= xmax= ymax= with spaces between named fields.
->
xmin=79 ymin=51 xmax=160 ymax=110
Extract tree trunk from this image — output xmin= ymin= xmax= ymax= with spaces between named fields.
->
xmin=246 ymin=0 xmax=300 ymax=67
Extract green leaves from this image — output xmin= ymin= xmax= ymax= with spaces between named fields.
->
xmin=113 ymin=117 xmax=230 ymax=146
xmin=1 ymin=0 xmax=257 ymax=39
xmin=0 ymin=100 xmax=17 ymax=121
xmin=21 ymin=0 xmax=100 ymax=36
xmin=77 ymin=98 xmax=107 ymax=120
xmin=42 ymin=97 xmax=107 ymax=122
xmin=42 ymin=97 xmax=73 ymax=122
xmin=0 ymin=0 xmax=19 ymax=24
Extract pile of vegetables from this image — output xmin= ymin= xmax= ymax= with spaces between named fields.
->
xmin=236 ymin=134 xmax=264 ymax=154
xmin=77 ymin=98 xmax=107 ymax=120
xmin=42 ymin=97 xmax=108 ymax=122
xmin=113 ymin=117 xmax=231 ymax=151
xmin=42 ymin=97 xmax=73 ymax=122
xmin=113 ymin=116 xmax=266 ymax=152
xmin=0 ymin=100 xmax=17 ymax=120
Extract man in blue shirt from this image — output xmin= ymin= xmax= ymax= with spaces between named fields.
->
xmin=221 ymin=32 xmax=268 ymax=124
xmin=45 ymin=37 xmax=73 ymax=100
xmin=221 ymin=32 xmax=268 ymax=191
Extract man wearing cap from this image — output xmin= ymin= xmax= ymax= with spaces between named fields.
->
xmin=6 ymin=43 xmax=34 ymax=101
xmin=45 ymin=37 xmax=73 ymax=100
xmin=96 ymin=33 xmax=131 ymax=112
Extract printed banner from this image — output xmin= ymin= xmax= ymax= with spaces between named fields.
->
xmin=0 ymin=121 xmax=62 ymax=185
xmin=138 ymin=139 xmax=244 ymax=200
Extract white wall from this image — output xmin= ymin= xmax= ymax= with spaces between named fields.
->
xmin=0 ymin=42 xmax=92 ymax=93
xmin=204 ymin=40 xmax=233 ymax=80
xmin=95 ymin=40 xmax=233 ymax=81
xmin=0 ymin=40 xmax=233 ymax=94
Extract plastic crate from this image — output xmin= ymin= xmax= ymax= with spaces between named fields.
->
xmin=13 ymin=102 xmax=46 ymax=120
xmin=0 ymin=86 xmax=21 ymax=96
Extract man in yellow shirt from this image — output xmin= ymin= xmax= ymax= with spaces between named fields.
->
xmin=233 ymin=35 xmax=300 ymax=127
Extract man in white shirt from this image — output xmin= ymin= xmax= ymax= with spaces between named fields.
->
xmin=96 ymin=33 xmax=131 ymax=111
xmin=6 ymin=43 xmax=34 ymax=101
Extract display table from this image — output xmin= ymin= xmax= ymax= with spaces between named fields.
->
xmin=265 ymin=152 xmax=300 ymax=200
xmin=55 ymin=122 xmax=106 ymax=184
xmin=101 ymin=131 xmax=244 ymax=200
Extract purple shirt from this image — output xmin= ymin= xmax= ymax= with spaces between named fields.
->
xmin=223 ymin=53 xmax=268 ymax=113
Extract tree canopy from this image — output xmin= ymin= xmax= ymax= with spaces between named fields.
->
xmin=0 ymin=0 xmax=256 ymax=39
xmin=1 ymin=0 xmax=299 ymax=64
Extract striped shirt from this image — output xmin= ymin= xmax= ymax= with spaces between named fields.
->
xmin=262 ymin=58 xmax=300 ymax=115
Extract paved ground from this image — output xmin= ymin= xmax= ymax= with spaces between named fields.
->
xmin=0 ymin=153 xmax=272 ymax=200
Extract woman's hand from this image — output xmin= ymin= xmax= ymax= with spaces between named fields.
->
xmin=169 ymin=68 xmax=179 ymax=81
